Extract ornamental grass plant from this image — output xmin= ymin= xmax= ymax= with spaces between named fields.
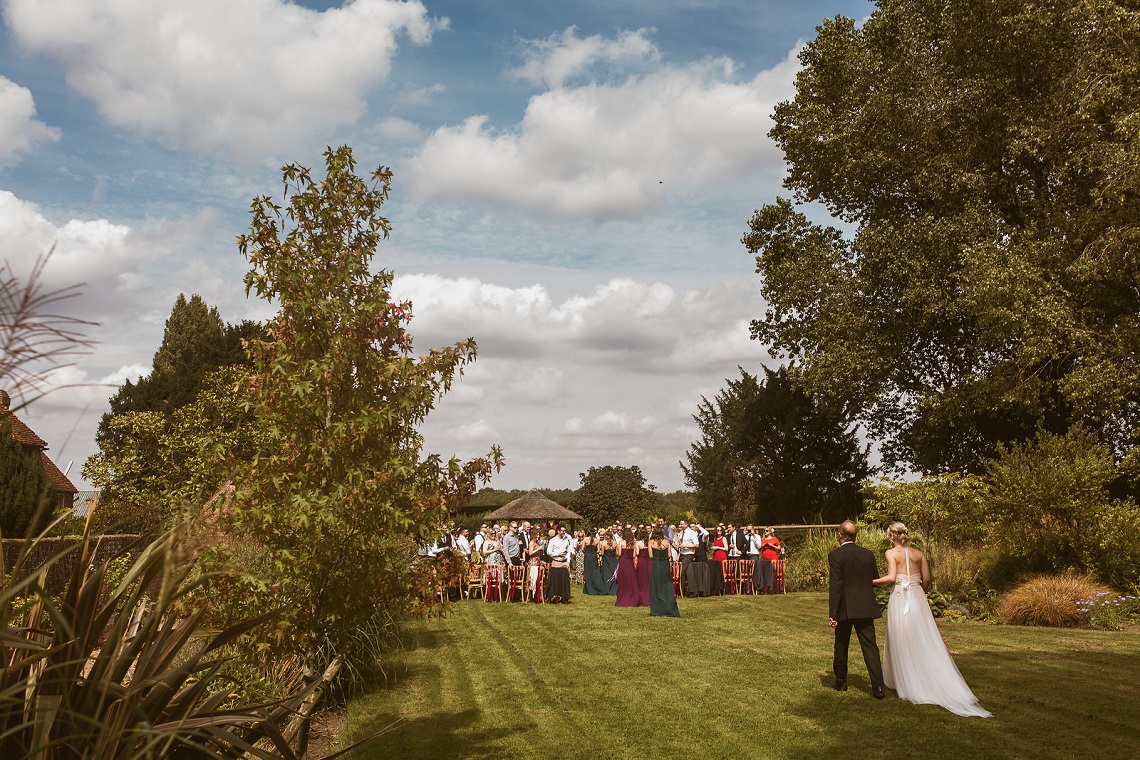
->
xmin=997 ymin=574 xmax=1113 ymax=627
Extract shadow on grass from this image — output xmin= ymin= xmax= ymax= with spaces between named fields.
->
xmin=343 ymin=707 xmax=524 ymax=760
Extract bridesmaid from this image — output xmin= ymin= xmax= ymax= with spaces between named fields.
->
xmin=600 ymin=532 xmax=619 ymax=596
xmin=635 ymin=527 xmax=651 ymax=607
xmin=582 ymin=532 xmax=605 ymax=595
xmin=615 ymin=528 xmax=640 ymax=607
xmin=648 ymin=527 xmax=680 ymax=617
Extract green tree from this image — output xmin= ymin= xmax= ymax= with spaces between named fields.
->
xmin=984 ymin=427 xmax=1140 ymax=589
xmin=683 ymin=367 xmax=870 ymax=525
xmin=573 ymin=465 xmax=657 ymax=527
xmin=83 ymin=366 xmax=255 ymax=533
xmin=861 ymin=473 xmax=989 ymax=554
xmin=0 ymin=415 xmax=50 ymax=537
xmin=90 ymin=294 xmax=263 ymax=522
xmin=216 ymin=146 xmax=502 ymax=749
xmin=746 ymin=0 xmax=1140 ymax=475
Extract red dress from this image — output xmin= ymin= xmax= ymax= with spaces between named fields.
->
xmin=712 ymin=536 xmax=728 ymax=561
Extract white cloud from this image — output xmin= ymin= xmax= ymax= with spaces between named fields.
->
xmin=0 ymin=75 xmax=60 ymax=165
xmin=402 ymin=272 xmax=769 ymax=490
xmin=508 ymin=26 xmax=660 ymax=89
xmin=407 ymin=37 xmax=800 ymax=219
xmin=3 ymin=0 xmax=442 ymax=160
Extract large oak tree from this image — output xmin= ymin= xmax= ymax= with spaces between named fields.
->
xmin=746 ymin=0 xmax=1140 ymax=474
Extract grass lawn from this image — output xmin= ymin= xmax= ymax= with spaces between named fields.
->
xmin=337 ymin=592 xmax=1139 ymax=760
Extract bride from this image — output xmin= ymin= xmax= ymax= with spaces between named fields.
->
xmin=873 ymin=522 xmax=991 ymax=717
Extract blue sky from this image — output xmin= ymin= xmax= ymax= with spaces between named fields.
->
xmin=1 ymin=0 xmax=870 ymax=493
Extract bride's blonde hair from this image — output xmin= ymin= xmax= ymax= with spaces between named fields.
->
xmin=887 ymin=522 xmax=910 ymax=546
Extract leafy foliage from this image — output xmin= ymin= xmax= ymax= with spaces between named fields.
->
xmin=84 ymin=366 xmax=256 ymax=533
xmin=747 ymin=0 xmax=1140 ymax=474
xmin=213 ymin=146 xmax=502 ymax=698
xmin=683 ymin=366 xmax=870 ymax=524
xmin=0 ymin=414 xmax=51 ymax=537
xmin=983 ymin=428 xmax=1140 ymax=589
xmin=572 ymin=465 xmax=657 ymax=528
xmin=862 ymin=473 xmax=989 ymax=553
xmin=0 ymin=525 xmax=308 ymax=758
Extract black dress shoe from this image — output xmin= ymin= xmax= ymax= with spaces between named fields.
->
xmin=831 ymin=681 xmax=848 ymax=691
xmin=872 ymin=686 xmax=885 ymax=700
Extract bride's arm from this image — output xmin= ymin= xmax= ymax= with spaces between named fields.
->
xmin=872 ymin=552 xmax=897 ymax=585
xmin=920 ymin=552 xmax=931 ymax=588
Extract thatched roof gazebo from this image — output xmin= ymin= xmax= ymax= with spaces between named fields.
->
xmin=484 ymin=490 xmax=583 ymax=528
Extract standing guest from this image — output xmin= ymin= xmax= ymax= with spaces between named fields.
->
xmin=656 ymin=518 xmax=675 ymax=542
xmin=570 ymin=530 xmax=585 ymax=585
xmin=472 ymin=524 xmax=488 ymax=559
xmin=582 ymin=532 xmax=605 ymax=595
xmin=455 ymin=528 xmax=471 ymax=560
xmin=668 ymin=526 xmax=680 ymax=561
xmin=828 ymin=520 xmax=885 ymax=699
xmin=634 ymin=527 xmax=651 ymax=606
xmin=503 ymin=523 xmax=522 ymax=567
xmin=711 ymin=526 xmax=729 ymax=561
xmin=747 ymin=526 xmax=764 ymax=588
xmin=600 ymin=532 xmax=619 ymax=596
xmin=483 ymin=531 xmax=505 ymax=566
xmin=545 ymin=525 xmax=573 ymax=603
xmin=730 ymin=524 xmax=749 ymax=562
xmin=615 ymin=528 xmax=640 ymax=607
xmin=648 ymin=527 xmax=680 ymax=617
xmin=526 ymin=529 xmax=545 ymax=598
xmin=759 ymin=527 xmax=784 ymax=593
xmin=677 ymin=520 xmax=699 ymax=589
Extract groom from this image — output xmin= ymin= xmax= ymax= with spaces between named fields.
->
xmin=828 ymin=520 xmax=885 ymax=699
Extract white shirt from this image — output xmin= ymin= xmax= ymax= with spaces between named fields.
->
xmin=547 ymin=534 xmax=572 ymax=563
xmin=473 ymin=532 xmax=486 ymax=554
xmin=748 ymin=533 xmax=763 ymax=555
xmin=455 ymin=534 xmax=471 ymax=557
xmin=680 ymin=527 xmax=698 ymax=555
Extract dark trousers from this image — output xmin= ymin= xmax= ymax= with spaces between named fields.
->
xmin=680 ymin=554 xmax=694 ymax=586
xmin=833 ymin=617 xmax=884 ymax=689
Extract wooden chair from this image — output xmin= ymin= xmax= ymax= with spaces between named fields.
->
xmin=722 ymin=560 xmax=737 ymax=595
xmin=533 ymin=565 xmax=548 ymax=603
xmin=772 ymin=559 xmax=786 ymax=594
xmin=506 ymin=565 xmax=527 ymax=602
xmin=738 ymin=559 xmax=756 ymax=595
xmin=670 ymin=561 xmax=684 ymax=598
xmin=465 ymin=563 xmax=485 ymax=600
xmin=483 ymin=565 xmax=504 ymax=602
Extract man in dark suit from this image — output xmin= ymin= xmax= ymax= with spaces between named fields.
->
xmin=828 ymin=520 xmax=885 ymax=699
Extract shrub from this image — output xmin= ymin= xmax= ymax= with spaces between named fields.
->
xmin=984 ymin=428 xmax=1140 ymax=590
xmin=927 ymin=544 xmax=984 ymax=594
xmin=785 ymin=524 xmax=887 ymax=592
xmin=998 ymin=574 xmax=1113 ymax=627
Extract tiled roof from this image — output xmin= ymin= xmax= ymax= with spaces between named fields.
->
xmin=3 ymin=411 xmax=48 ymax=448
xmin=40 ymin=452 xmax=78 ymax=494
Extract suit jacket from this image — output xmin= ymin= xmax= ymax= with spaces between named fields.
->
xmin=828 ymin=542 xmax=881 ymax=621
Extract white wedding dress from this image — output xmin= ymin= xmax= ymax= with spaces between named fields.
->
xmin=883 ymin=549 xmax=992 ymax=717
